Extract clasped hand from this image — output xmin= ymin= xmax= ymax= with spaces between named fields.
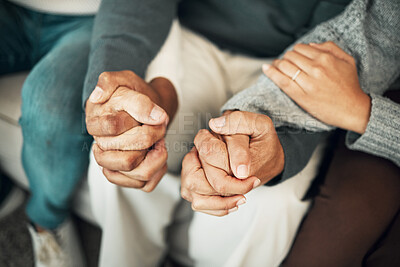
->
xmin=181 ymin=111 xmax=284 ymax=216
xmin=85 ymin=71 xmax=177 ymax=192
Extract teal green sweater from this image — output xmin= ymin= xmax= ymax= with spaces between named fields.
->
xmin=83 ymin=0 xmax=350 ymax=181
xmin=83 ymin=0 xmax=350 ymax=102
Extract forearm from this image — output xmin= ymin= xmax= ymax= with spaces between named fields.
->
xmin=223 ymin=1 xmax=400 ymax=130
xmin=222 ymin=0 xmax=400 ymax=177
xmin=82 ymin=0 xmax=178 ymax=106
xmin=346 ymin=94 xmax=400 ymax=167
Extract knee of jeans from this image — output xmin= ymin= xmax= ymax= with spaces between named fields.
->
xmin=20 ymin=43 xmax=88 ymax=137
xmin=20 ymin=83 xmax=85 ymax=139
xmin=20 ymin=104 xmax=84 ymax=143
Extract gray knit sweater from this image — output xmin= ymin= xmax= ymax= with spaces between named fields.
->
xmin=222 ymin=0 xmax=400 ymax=166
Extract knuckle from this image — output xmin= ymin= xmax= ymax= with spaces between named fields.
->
xmin=134 ymin=93 xmax=151 ymax=105
xmin=159 ymin=148 xmax=168 ymax=162
xmin=325 ymin=41 xmax=335 ymax=47
xmin=293 ymin=43 xmax=304 ymax=51
xmin=198 ymin=141 xmax=212 ymax=157
xmin=182 ymin=175 xmax=195 ymax=191
xmin=182 ymin=157 xmax=196 ymax=177
xmin=180 ymin=174 xmax=189 ymax=189
xmin=102 ymin=115 xmax=120 ymax=135
xmin=103 ymin=169 xmax=116 ymax=184
xmin=214 ymin=182 xmax=226 ymax=194
xmin=121 ymin=70 xmax=135 ymax=77
xmin=195 ymin=129 xmax=209 ymax=142
xmin=280 ymin=59 xmax=290 ymax=69
xmin=141 ymin=170 xmax=152 ymax=181
xmin=318 ymin=53 xmax=333 ymax=64
xmin=311 ymin=66 xmax=324 ymax=78
xmin=181 ymin=153 xmax=192 ymax=169
xmin=122 ymin=155 xmax=138 ymax=171
xmin=181 ymin=189 xmax=190 ymax=200
xmin=194 ymin=130 xmax=209 ymax=148
xmin=272 ymin=59 xmax=280 ymax=68
xmin=140 ymin=134 xmax=154 ymax=149
xmin=261 ymin=114 xmax=273 ymax=125
xmin=223 ymin=202 xmax=231 ymax=211
xmin=280 ymin=77 xmax=291 ymax=88
xmin=230 ymin=110 xmax=245 ymax=123
xmin=283 ymin=50 xmax=295 ymax=59
xmin=198 ymin=128 xmax=209 ymax=136
xmin=134 ymin=172 xmax=150 ymax=182
xmin=245 ymin=184 xmax=254 ymax=194
xmin=187 ymin=179 xmax=197 ymax=192
xmin=135 ymin=182 xmax=146 ymax=189
xmin=99 ymin=71 xmax=113 ymax=83
xmin=85 ymin=117 xmax=95 ymax=133
xmin=191 ymin=202 xmax=199 ymax=211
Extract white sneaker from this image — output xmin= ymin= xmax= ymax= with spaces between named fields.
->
xmin=28 ymin=219 xmax=86 ymax=267
xmin=0 ymin=185 xmax=25 ymax=220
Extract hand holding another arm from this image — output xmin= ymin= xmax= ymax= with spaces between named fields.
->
xmin=209 ymin=111 xmax=285 ymax=185
xmin=263 ymin=42 xmax=371 ymax=134
xmin=181 ymin=146 xmax=250 ymax=217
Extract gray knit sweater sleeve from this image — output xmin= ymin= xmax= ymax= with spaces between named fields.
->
xmin=346 ymin=94 xmax=400 ymax=166
xmin=222 ymin=0 xmax=400 ymax=166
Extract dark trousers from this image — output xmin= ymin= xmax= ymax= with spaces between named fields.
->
xmin=283 ymin=119 xmax=400 ymax=266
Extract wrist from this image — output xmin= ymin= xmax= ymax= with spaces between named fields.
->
xmin=150 ymin=77 xmax=178 ymax=124
xmin=351 ymin=93 xmax=371 ymax=134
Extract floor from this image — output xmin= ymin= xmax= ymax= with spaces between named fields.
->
xmin=0 ymin=192 xmax=102 ymax=267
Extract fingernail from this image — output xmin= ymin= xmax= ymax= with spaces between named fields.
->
xmin=236 ymin=165 xmax=249 ymax=179
xmin=89 ymin=86 xmax=103 ymax=103
xmin=211 ymin=117 xmax=225 ymax=128
xmin=253 ymin=179 xmax=261 ymax=188
xmin=309 ymin=42 xmax=318 ymax=46
xmin=228 ymin=207 xmax=238 ymax=214
xmin=236 ymin=198 xmax=246 ymax=206
xmin=262 ymin=64 xmax=270 ymax=72
xmin=150 ymin=106 xmax=165 ymax=121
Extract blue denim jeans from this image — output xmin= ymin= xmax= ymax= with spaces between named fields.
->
xmin=0 ymin=1 xmax=94 ymax=229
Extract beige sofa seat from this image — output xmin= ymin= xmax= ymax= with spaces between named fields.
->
xmin=0 ymin=72 xmax=96 ymax=225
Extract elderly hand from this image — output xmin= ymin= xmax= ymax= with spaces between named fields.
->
xmin=263 ymin=41 xmax=371 ymax=134
xmin=209 ymin=111 xmax=285 ymax=184
xmin=86 ymin=71 xmax=178 ymax=192
xmin=181 ymin=111 xmax=285 ymax=216
xmin=181 ymin=145 xmax=256 ymax=217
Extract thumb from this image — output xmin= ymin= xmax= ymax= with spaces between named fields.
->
xmin=223 ymin=134 xmax=251 ymax=179
xmin=88 ymin=70 xmax=144 ymax=104
xmin=209 ymin=111 xmax=272 ymax=138
xmin=88 ymin=86 xmax=106 ymax=104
